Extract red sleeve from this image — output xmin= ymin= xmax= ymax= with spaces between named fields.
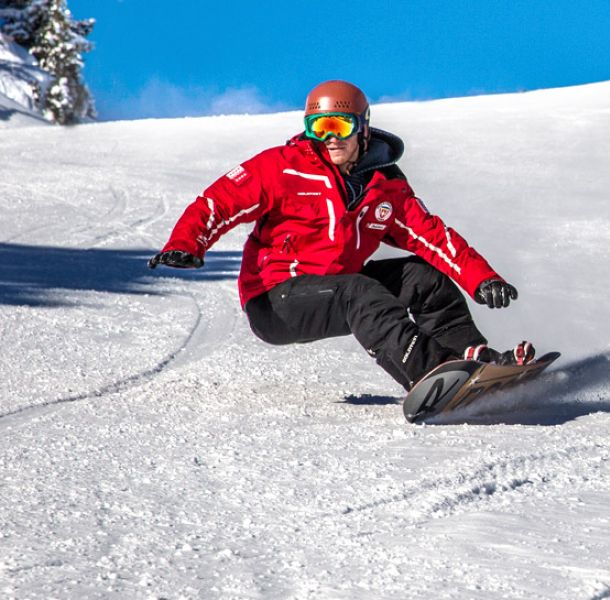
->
xmin=387 ymin=189 xmax=502 ymax=299
xmin=162 ymin=155 xmax=272 ymax=258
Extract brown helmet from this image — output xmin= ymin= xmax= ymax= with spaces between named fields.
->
xmin=304 ymin=80 xmax=370 ymax=121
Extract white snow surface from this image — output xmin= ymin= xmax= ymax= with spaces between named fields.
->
xmin=1 ymin=81 xmax=609 ymax=599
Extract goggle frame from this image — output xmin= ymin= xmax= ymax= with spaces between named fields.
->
xmin=304 ymin=111 xmax=364 ymax=142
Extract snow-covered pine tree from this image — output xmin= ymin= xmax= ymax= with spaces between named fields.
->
xmin=0 ymin=0 xmax=95 ymax=124
xmin=29 ymin=0 xmax=96 ymax=124
xmin=0 ymin=1 xmax=33 ymax=47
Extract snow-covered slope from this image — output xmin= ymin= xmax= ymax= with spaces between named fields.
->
xmin=0 ymin=31 xmax=49 ymax=128
xmin=0 ymin=81 xmax=609 ymax=599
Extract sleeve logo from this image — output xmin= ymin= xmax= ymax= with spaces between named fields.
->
xmin=225 ymin=165 xmax=251 ymax=186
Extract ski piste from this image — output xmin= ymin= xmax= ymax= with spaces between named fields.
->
xmin=403 ymin=352 xmax=561 ymax=423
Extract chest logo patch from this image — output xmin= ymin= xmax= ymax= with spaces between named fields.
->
xmin=375 ymin=201 xmax=393 ymax=222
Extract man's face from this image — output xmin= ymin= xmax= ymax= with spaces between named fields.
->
xmin=324 ymin=134 xmax=359 ymax=171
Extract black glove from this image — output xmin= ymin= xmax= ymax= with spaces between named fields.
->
xmin=476 ymin=279 xmax=518 ymax=309
xmin=148 ymin=250 xmax=204 ymax=269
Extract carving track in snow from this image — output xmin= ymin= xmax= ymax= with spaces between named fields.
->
xmin=336 ymin=441 xmax=608 ymax=522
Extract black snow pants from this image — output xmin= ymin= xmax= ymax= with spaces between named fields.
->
xmin=244 ymin=256 xmax=487 ymax=390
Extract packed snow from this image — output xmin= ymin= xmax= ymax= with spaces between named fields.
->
xmin=1 ymin=81 xmax=609 ymax=599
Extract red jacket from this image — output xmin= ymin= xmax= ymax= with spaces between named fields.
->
xmin=162 ymin=131 xmax=501 ymax=307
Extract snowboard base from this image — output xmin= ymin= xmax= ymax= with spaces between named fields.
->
xmin=403 ymin=352 xmax=561 ymax=423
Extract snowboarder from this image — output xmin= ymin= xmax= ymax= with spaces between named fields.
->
xmin=149 ymin=80 xmax=534 ymax=391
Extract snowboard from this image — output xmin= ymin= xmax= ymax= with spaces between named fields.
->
xmin=403 ymin=351 xmax=561 ymax=423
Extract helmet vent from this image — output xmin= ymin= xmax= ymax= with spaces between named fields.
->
xmin=307 ymin=100 xmax=353 ymax=111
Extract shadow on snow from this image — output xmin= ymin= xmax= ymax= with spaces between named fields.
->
xmin=0 ymin=107 xmax=49 ymax=123
xmin=0 ymin=242 xmax=242 ymax=307
xmin=341 ymin=394 xmax=401 ymax=406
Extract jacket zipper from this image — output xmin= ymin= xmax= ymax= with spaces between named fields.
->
xmin=280 ymin=234 xmax=299 ymax=278
xmin=281 ymin=234 xmax=292 ymax=254
xmin=355 ymin=206 xmax=369 ymax=250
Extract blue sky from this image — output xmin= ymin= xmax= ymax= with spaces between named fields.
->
xmin=69 ymin=0 xmax=610 ymax=121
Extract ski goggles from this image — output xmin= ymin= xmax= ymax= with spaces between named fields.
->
xmin=304 ymin=112 xmax=362 ymax=141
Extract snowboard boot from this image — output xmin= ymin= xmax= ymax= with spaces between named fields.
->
xmin=463 ymin=341 xmax=535 ymax=366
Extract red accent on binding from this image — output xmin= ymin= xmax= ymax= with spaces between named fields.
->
xmin=464 ymin=344 xmax=487 ymax=361
xmin=514 ymin=341 xmax=535 ymax=365
xmin=473 ymin=344 xmax=487 ymax=361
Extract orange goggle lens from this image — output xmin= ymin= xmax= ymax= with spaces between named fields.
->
xmin=304 ymin=113 xmax=359 ymax=141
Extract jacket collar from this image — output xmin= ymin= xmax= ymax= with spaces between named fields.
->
xmin=354 ymin=128 xmax=404 ymax=174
